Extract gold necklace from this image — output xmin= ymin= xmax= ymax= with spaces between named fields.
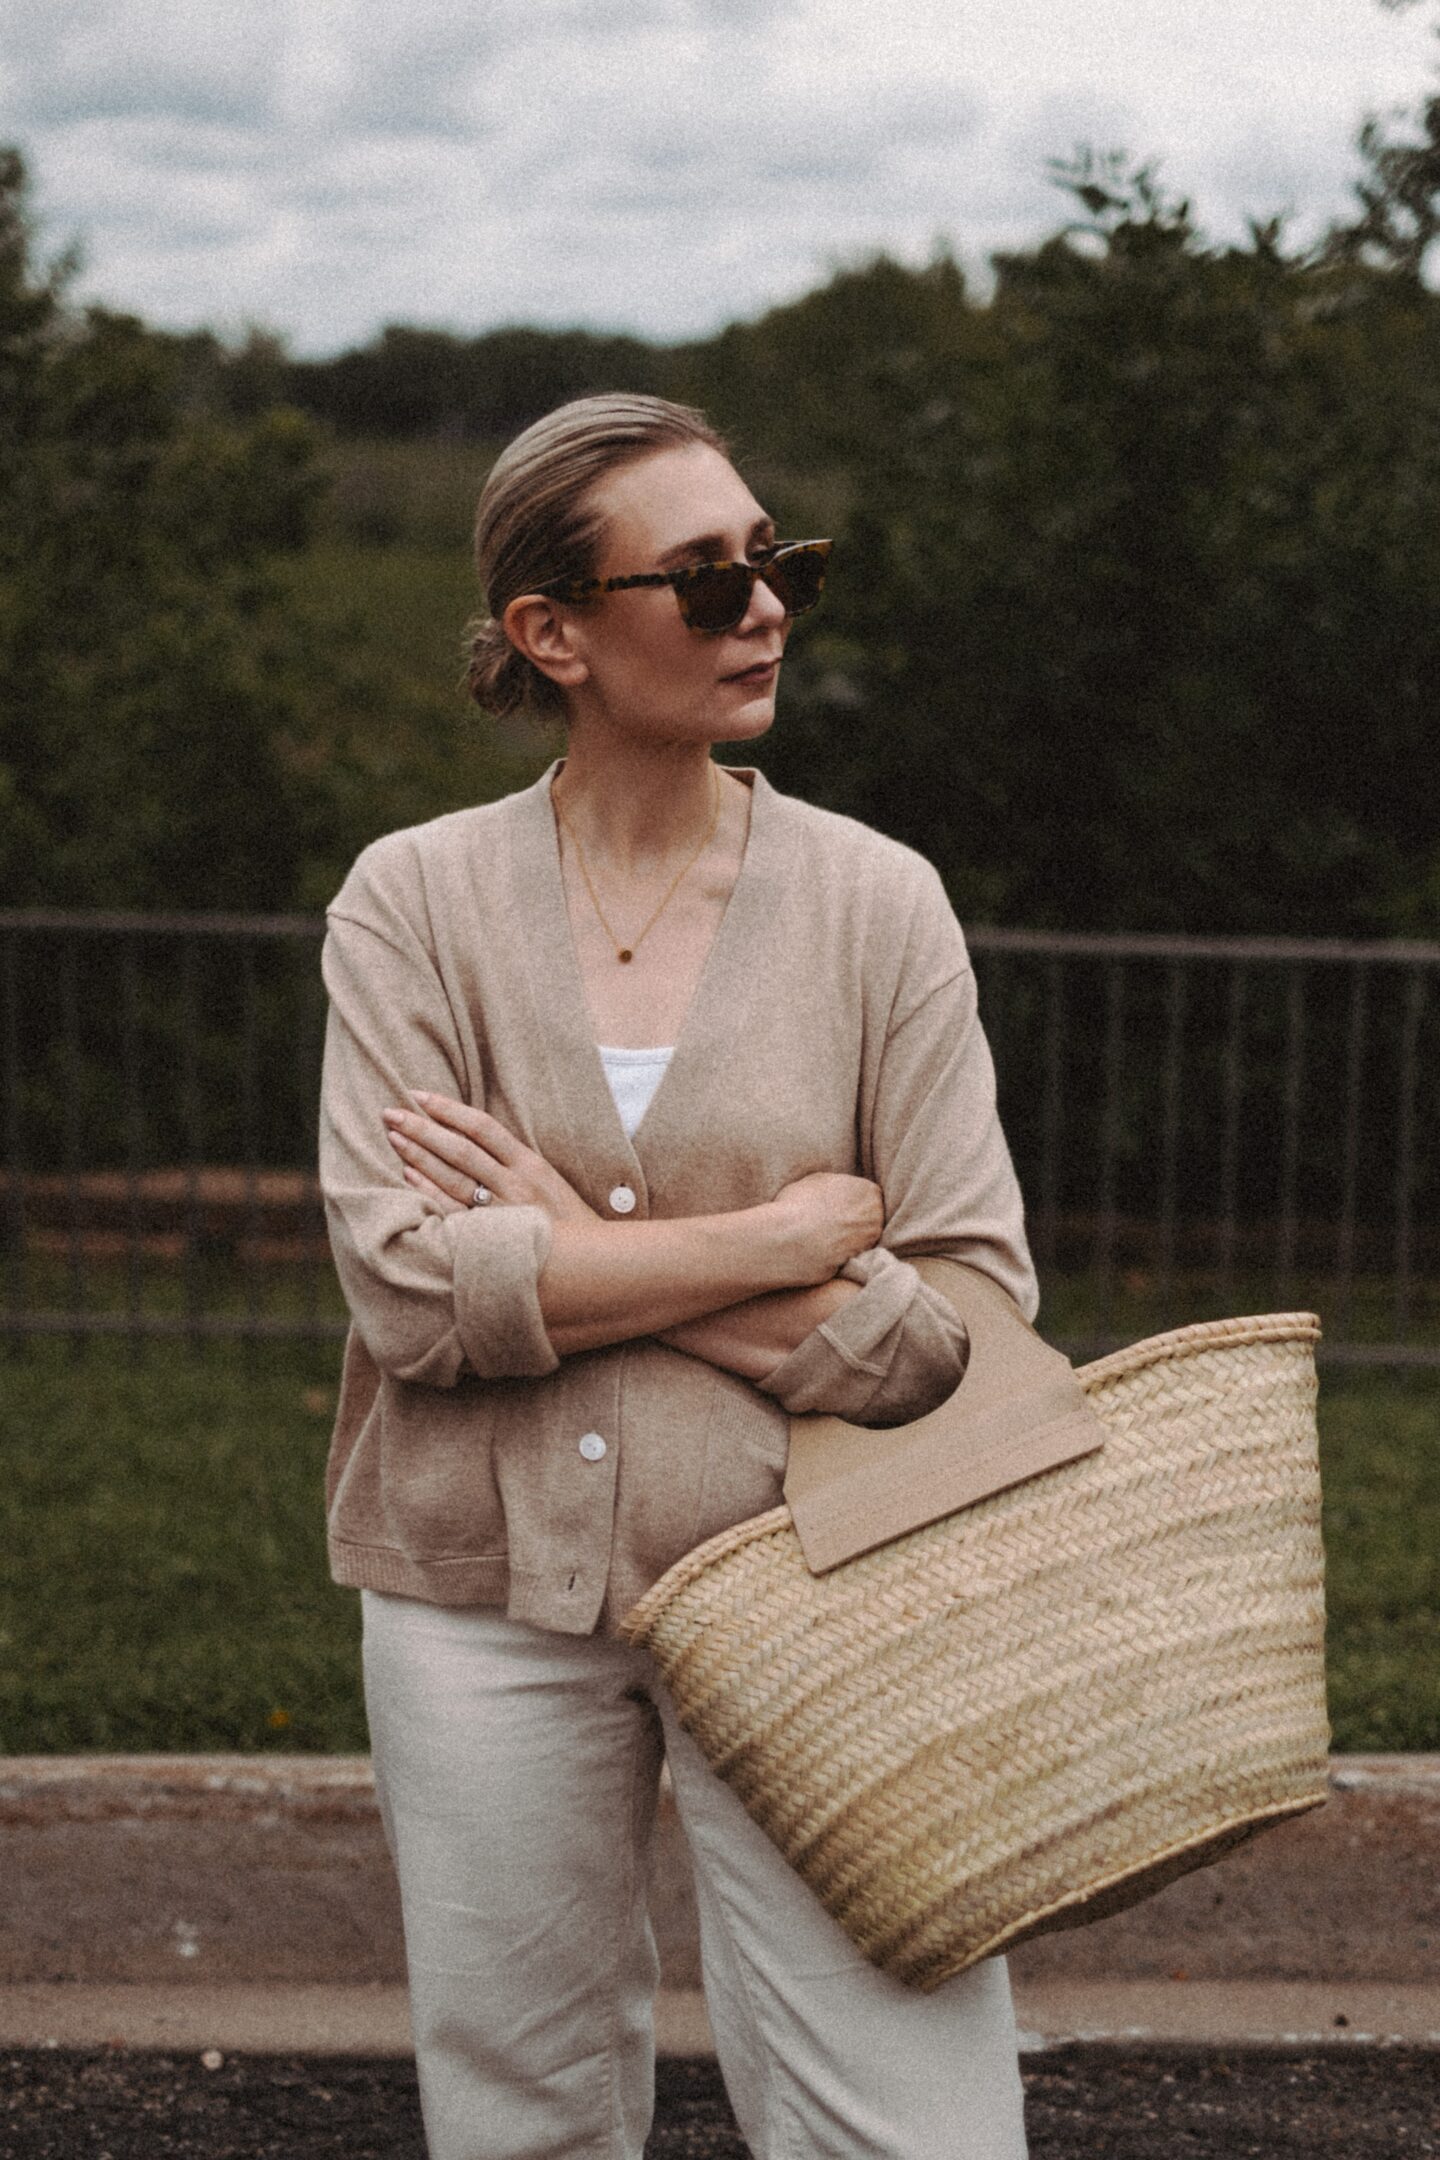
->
xmin=552 ymin=762 xmax=722 ymax=964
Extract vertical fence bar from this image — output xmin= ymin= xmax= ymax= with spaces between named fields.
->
xmin=1217 ymin=962 xmax=1247 ymax=1314
xmin=1 ymin=928 xmax=26 ymax=1346
xmin=1037 ymin=956 xmax=1064 ymax=1275
xmin=1157 ymin=958 xmax=1186 ymax=1309
xmin=1276 ymin=965 xmax=1306 ymax=1313
xmin=1333 ymin=962 xmax=1368 ymax=1344
xmin=240 ymin=936 xmax=261 ymax=1361
xmin=120 ymin=931 xmax=146 ymax=1360
xmin=1392 ymin=966 xmax=1425 ymax=1345
xmin=60 ymin=934 xmax=88 ymax=1359
xmin=180 ymin=934 xmax=204 ymax=1355
xmin=1092 ymin=959 xmax=1125 ymax=1339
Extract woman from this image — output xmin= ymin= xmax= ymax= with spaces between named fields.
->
xmin=319 ymin=393 xmax=1037 ymax=2158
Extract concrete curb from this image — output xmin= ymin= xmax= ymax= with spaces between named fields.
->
xmin=3 ymin=1982 xmax=1440 ymax=2059
xmin=4 ymin=1753 xmax=1437 ymax=2054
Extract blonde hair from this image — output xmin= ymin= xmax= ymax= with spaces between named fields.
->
xmin=465 ymin=392 xmax=729 ymax=718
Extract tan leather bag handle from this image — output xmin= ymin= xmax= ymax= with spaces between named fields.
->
xmin=783 ymin=1259 xmax=1106 ymax=1573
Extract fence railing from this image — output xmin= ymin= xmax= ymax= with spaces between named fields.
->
xmin=2 ymin=911 xmax=1437 ymax=1366
xmin=968 ymin=930 xmax=1438 ymax=1365
xmin=1 ymin=909 xmax=333 ymax=1353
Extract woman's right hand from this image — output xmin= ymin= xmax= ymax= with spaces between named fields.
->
xmin=382 ymin=1091 xmax=601 ymax=1228
xmin=768 ymin=1171 xmax=885 ymax=1284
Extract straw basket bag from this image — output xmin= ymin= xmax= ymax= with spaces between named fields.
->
xmin=620 ymin=1311 xmax=1329 ymax=1992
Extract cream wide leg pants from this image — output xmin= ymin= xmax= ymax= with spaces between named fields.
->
xmin=361 ymin=1590 xmax=1029 ymax=2160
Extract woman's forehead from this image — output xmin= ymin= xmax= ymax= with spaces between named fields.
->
xmin=592 ymin=442 xmax=769 ymax=560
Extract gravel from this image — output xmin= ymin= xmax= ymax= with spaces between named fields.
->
xmin=2 ymin=2045 xmax=1437 ymax=2157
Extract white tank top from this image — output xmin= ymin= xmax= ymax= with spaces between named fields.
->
xmin=598 ymin=1043 xmax=676 ymax=1140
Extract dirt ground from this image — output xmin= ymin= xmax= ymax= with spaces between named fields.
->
xmin=2 ymin=2046 xmax=1438 ymax=2158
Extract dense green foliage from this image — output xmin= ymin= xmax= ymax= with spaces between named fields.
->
xmin=733 ymin=156 xmax=1440 ymax=936
xmin=5 ymin=86 xmax=1440 ymax=933
xmin=0 ymin=151 xmax=335 ymax=911
xmin=0 ymin=1335 xmax=1432 ymax=1752
xmin=292 ymin=323 xmax=672 ymax=443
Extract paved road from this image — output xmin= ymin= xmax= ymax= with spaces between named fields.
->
xmin=3 ymin=2047 xmax=1438 ymax=2157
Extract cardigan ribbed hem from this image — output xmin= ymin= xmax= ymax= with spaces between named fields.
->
xmin=329 ymin=1540 xmax=616 ymax=1636
xmin=329 ymin=1536 xmax=511 ymax=1609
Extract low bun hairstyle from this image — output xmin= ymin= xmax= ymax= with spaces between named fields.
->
xmin=465 ymin=614 xmax=532 ymax=719
xmin=465 ymin=392 xmax=730 ymax=718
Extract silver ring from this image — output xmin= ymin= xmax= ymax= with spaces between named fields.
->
xmin=471 ymin=1184 xmax=493 ymax=1208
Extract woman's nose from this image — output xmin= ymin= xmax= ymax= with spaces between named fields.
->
xmin=740 ymin=571 xmax=788 ymax=634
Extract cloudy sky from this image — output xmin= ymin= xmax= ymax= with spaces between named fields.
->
xmin=2 ymin=0 xmax=1436 ymax=355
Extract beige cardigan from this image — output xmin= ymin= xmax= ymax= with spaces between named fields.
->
xmin=318 ymin=759 xmax=1038 ymax=1635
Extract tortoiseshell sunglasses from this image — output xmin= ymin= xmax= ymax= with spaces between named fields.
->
xmin=535 ymin=539 xmax=832 ymax=635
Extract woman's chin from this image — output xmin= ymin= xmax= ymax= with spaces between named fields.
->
xmin=714 ymin=692 xmax=777 ymax=741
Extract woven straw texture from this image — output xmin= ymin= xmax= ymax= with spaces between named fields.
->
xmin=621 ymin=1314 xmax=1329 ymax=1991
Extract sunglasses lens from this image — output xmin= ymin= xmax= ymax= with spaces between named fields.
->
xmin=680 ymin=563 xmax=753 ymax=633
xmin=765 ymin=545 xmax=827 ymax=617
xmin=677 ymin=544 xmax=831 ymax=631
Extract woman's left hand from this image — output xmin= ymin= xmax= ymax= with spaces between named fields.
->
xmin=382 ymin=1090 xmax=601 ymax=1226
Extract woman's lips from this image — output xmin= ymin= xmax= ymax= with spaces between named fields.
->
xmin=722 ymin=658 xmax=780 ymax=685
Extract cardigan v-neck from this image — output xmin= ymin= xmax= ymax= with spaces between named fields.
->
xmin=507 ymin=759 xmax=781 ymax=1176
xmin=320 ymin=762 xmax=1038 ymax=1635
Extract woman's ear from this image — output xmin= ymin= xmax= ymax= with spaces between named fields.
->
xmin=502 ymin=594 xmax=590 ymax=692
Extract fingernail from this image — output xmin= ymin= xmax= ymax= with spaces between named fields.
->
xmin=408 ymin=1087 xmax=432 ymax=1103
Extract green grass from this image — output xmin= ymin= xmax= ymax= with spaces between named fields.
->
xmin=0 ymin=1336 xmax=1435 ymax=1756
xmin=1314 ymin=1368 xmax=1440 ymax=1752
xmin=0 ymin=1334 xmax=365 ymax=1754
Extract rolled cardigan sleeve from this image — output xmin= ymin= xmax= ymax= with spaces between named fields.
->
xmin=319 ymin=904 xmax=560 ymax=1387
xmin=756 ymin=863 xmax=1037 ymax=1428
xmin=753 ymin=1244 xmax=969 ymax=1425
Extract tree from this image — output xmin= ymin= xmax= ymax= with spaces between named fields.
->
xmin=1324 ymin=53 xmax=1440 ymax=284
xmin=0 ymin=148 xmax=336 ymax=911
xmin=757 ymin=154 xmax=1440 ymax=938
xmin=671 ymin=248 xmax=976 ymax=478
xmin=281 ymin=322 xmax=670 ymax=441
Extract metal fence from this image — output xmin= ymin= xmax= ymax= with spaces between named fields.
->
xmin=968 ymin=930 xmax=1439 ymax=1367
xmin=2 ymin=910 xmax=1437 ymax=1366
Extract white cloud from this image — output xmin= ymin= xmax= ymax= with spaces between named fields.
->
xmin=5 ymin=1 xmax=288 ymax=127
xmin=1 ymin=0 xmax=1435 ymax=350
